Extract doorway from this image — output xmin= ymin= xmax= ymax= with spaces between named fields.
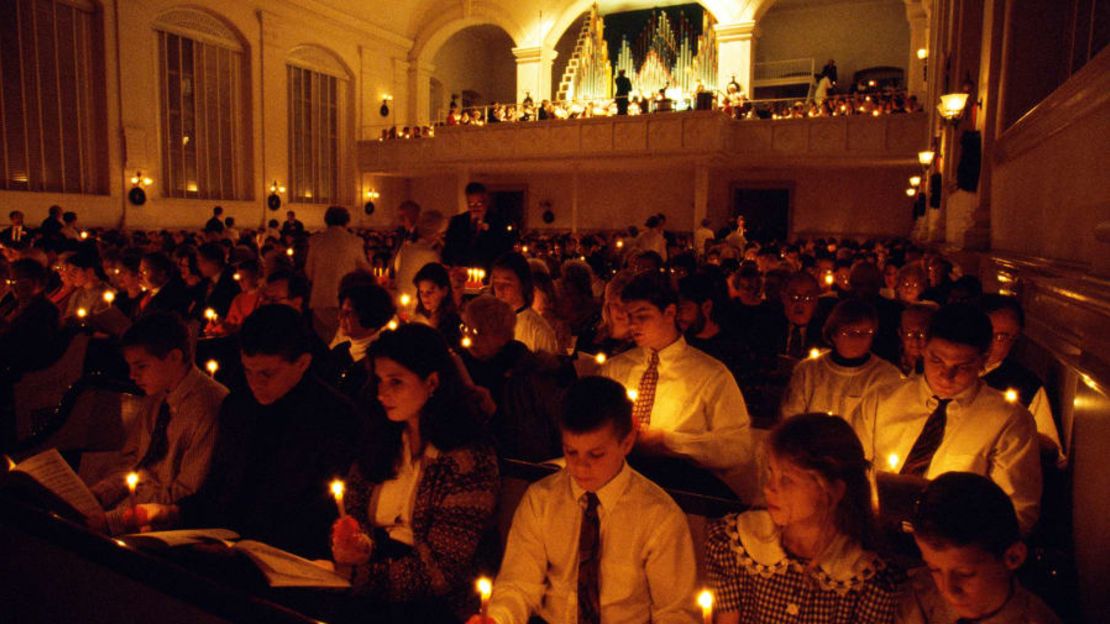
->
xmin=731 ymin=185 xmax=791 ymax=243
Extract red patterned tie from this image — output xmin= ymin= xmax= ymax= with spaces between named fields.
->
xmin=631 ymin=350 xmax=660 ymax=428
xmin=577 ymin=492 xmax=601 ymax=624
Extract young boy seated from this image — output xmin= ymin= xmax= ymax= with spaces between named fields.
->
xmin=470 ymin=376 xmax=698 ymax=624
xmin=900 ymin=472 xmax=1061 ymax=624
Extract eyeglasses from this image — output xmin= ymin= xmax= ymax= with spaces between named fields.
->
xmin=785 ymin=294 xmax=818 ymax=304
xmin=836 ymin=328 xmax=875 ymax=339
xmin=900 ymin=330 xmax=927 ymax=340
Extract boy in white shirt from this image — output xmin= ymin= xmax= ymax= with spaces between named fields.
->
xmin=470 ymin=376 xmax=699 ymax=624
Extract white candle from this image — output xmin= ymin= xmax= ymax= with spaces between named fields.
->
xmin=330 ymin=479 xmax=346 ymax=517
xmin=126 ymin=472 xmax=139 ymax=510
xmin=476 ymin=576 xmax=493 ymax=619
xmin=697 ymin=589 xmax=714 ymax=624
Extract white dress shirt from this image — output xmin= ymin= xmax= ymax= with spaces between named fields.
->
xmin=781 ymin=353 xmax=902 ymax=421
xmin=305 ymin=226 xmax=371 ymax=310
xmin=369 ymin=432 xmax=438 ymax=547
xmin=515 ymin=307 xmax=559 ymax=354
xmin=850 ymin=376 xmax=1042 ymax=534
xmin=487 ymin=463 xmax=699 ymax=624
xmin=600 ymin=337 xmax=756 ymax=498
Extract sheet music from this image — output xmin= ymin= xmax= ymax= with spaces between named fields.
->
xmin=234 ymin=540 xmax=351 ymax=588
xmin=14 ymin=448 xmax=103 ymax=519
xmin=122 ymin=528 xmax=239 ymax=547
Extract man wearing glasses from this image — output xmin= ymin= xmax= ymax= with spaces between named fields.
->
xmin=851 ymin=303 xmax=1042 ymax=535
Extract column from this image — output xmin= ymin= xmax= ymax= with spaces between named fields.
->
xmin=408 ymin=61 xmax=435 ymax=126
xmin=512 ymin=45 xmax=558 ymax=103
xmin=906 ymin=3 xmax=929 ymax=100
xmin=715 ymin=22 xmax=757 ymax=97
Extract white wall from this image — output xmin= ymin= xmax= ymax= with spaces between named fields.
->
xmin=756 ymin=0 xmax=909 ymax=86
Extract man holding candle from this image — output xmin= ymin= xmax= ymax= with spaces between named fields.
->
xmin=442 ymin=182 xmax=515 ymax=270
xmin=471 ymin=376 xmax=698 ymax=624
xmin=850 ymin=303 xmax=1042 ymax=534
xmin=89 ymin=313 xmax=227 ymax=534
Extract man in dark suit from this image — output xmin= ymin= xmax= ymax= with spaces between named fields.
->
xmin=615 ymin=69 xmax=633 ymax=115
xmin=441 ymin=182 xmax=515 ymax=269
xmin=195 ymin=242 xmax=241 ymax=319
xmin=0 ymin=211 xmax=29 ymax=250
xmin=135 ymin=252 xmax=193 ymax=320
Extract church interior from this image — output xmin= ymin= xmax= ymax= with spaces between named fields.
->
xmin=0 ymin=0 xmax=1108 ymax=622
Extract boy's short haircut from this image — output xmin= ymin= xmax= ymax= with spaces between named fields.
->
xmin=265 ymin=269 xmax=310 ymax=302
xmin=927 ymin=303 xmax=993 ymax=355
xmin=239 ymin=304 xmax=310 ymax=361
xmin=121 ymin=312 xmax=191 ymax=361
xmin=339 ymin=281 xmax=396 ymax=330
xmin=559 ymin=376 xmax=633 ymax=441
xmin=980 ymin=293 xmax=1025 ymax=328
xmin=621 ymin=270 xmax=677 ymax=311
xmin=912 ymin=472 xmax=1021 ymax=558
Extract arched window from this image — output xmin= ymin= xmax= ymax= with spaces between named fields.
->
xmin=154 ymin=9 xmax=251 ymax=200
xmin=287 ymin=46 xmax=348 ymax=205
xmin=0 ymin=0 xmax=105 ymax=194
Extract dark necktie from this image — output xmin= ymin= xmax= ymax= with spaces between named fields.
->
xmin=900 ymin=397 xmax=952 ymax=477
xmin=787 ymin=325 xmax=806 ymax=359
xmin=137 ymin=401 xmax=172 ymax=470
xmin=578 ymin=492 xmax=601 ymax=624
xmin=631 ymin=350 xmax=660 ymax=428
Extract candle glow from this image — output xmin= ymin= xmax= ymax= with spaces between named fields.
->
xmin=330 ymin=479 xmax=346 ymax=517
xmin=476 ymin=576 xmax=493 ymax=618
xmin=1004 ymin=388 xmax=1019 ymax=403
xmin=595 ymin=352 xmax=607 ymax=364
xmin=205 ymin=359 xmax=219 ymax=376
xmin=387 ymin=320 xmax=399 ymax=330
xmin=627 ymin=388 xmax=639 ymax=401
xmin=286 ymin=247 xmax=294 ymax=257
xmin=204 ymin=307 xmax=218 ymax=321
xmin=399 ymin=294 xmax=411 ymax=308
xmin=103 ymin=290 xmax=116 ymax=304
xmin=461 ymin=335 xmax=473 ymax=348
xmin=887 ymin=453 xmax=900 ymax=470
xmin=809 ymin=347 xmax=822 ymax=360
xmin=697 ymin=589 xmax=714 ymax=624
xmin=76 ymin=307 xmax=88 ymax=319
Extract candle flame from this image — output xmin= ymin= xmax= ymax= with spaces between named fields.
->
xmin=476 ymin=576 xmax=492 ymax=599
xmin=126 ymin=472 xmax=139 ymax=492
xmin=616 ymin=240 xmax=624 ymax=249
xmin=232 ymin=272 xmax=241 ymax=281
xmin=887 ymin=453 xmax=900 ymax=470
xmin=595 ymin=352 xmax=607 ymax=364
xmin=1004 ymin=388 xmax=1019 ymax=403
xmin=103 ymin=290 xmax=116 ymax=304
xmin=823 ymin=272 xmax=835 ymax=286
xmin=286 ymin=247 xmax=294 ymax=257
xmin=697 ymin=589 xmax=714 ymax=610
xmin=205 ymin=359 xmax=219 ymax=375
xmin=399 ymin=294 xmax=411 ymax=307
xmin=461 ymin=336 xmax=473 ymax=348
xmin=330 ymin=479 xmax=345 ymax=499
xmin=808 ymin=347 xmax=821 ymax=360
xmin=627 ymin=388 xmax=639 ymax=401
xmin=5 ymin=455 xmax=15 ymax=470
xmin=76 ymin=307 xmax=88 ymax=319
xmin=204 ymin=307 xmax=218 ymax=321
xmin=387 ymin=320 xmax=399 ymax=330
xmin=80 ymin=230 xmax=89 ymax=240
xmin=522 ymin=245 xmax=529 ymax=253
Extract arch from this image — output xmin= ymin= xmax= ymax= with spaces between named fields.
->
xmin=287 ymin=44 xmax=354 ymax=80
xmin=410 ymin=2 xmax=524 ymax=68
xmin=541 ymin=0 xmax=755 ymax=50
xmin=152 ymin=5 xmax=248 ymax=51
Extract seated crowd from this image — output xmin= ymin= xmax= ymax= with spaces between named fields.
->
xmin=0 ymin=186 xmax=1065 ymax=623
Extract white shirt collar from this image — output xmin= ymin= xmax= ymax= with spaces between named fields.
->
xmin=569 ymin=460 xmax=632 ymax=513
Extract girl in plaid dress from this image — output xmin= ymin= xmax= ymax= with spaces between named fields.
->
xmin=706 ymin=414 xmax=903 ymax=623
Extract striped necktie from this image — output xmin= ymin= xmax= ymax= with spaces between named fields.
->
xmin=631 ymin=350 xmax=660 ymax=428
xmin=900 ymin=397 xmax=952 ymax=477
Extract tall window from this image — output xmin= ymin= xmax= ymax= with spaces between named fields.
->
xmin=288 ymin=65 xmax=338 ymax=204
xmin=157 ymin=30 xmax=250 ymax=200
xmin=0 ymin=0 xmax=105 ymax=193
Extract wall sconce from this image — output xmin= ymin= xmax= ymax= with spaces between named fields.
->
xmin=917 ymin=150 xmax=935 ymax=167
xmin=905 ymin=188 xmax=917 ymax=197
xmin=380 ymin=96 xmax=393 ymax=118
xmin=909 ymin=175 xmax=921 ymax=187
xmin=267 ymin=180 xmax=286 ymax=211
xmin=916 ymin=48 xmax=928 ymax=60
xmin=364 ymin=189 xmax=380 ymax=216
xmin=938 ymin=92 xmax=970 ymax=122
xmin=128 ymin=170 xmax=152 ymax=206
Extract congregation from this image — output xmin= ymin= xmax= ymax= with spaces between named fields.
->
xmin=0 ymin=184 xmax=1065 ymax=624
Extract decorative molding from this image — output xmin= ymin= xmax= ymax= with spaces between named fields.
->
xmin=993 ymin=47 xmax=1110 ymax=165
xmin=715 ymin=21 xmax=757 ymax=42
xmin=287 ymin=45 xmax=351 ymax=79
xmin=153 ymin=8 xmax=244 ymax=51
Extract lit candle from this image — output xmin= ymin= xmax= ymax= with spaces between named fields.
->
xmin=232 ymin=272 xmax=241 ymax=282
xmin=126 ymin=471 xmax=139 ymax=510
xmin=76 ymin=307 xmax=88 ymax=319
xmin=286 ymin=247 xmax=294 ymax=257
xmin=103 ymin=290 xmax=116 ymax=304
xmin=697 ymin=589 xmax=714 ymax=624
xmin=461 ymin=335 xmax=473 ymax=348
xmin=522 ymin=245 xmax=530 ymax=254
xmin=330 ymin=479 xmax=346 ymax=517
xmin=1004 ymin=388 xmax=1019 ymax=403
xmin=808 ymin=347 xmax=822 ymax=360
xmin=616 ymin=239 xmax=624 ymax=249
xmin=204 ymin=307 xmax=218 ymax=321
xmin=823 ymin=272 xmax=835 ymax=286
xmin=205 ymin=359 xmax=219 ymax=376
xmin=478 ymin=269 xmax=486 ymax=282
xmin=886 ymin=453 xmax=900 ymax=470
xmin=399 ymin=294 xmax=411 ymax=308
xmin=627 ymin=388 xmax=639 ymax=402
xmin=595 ymin=352 xmax=607 ymax=365
xmin=387 ymin=320 xmax=399 ymax=330
xmin=476 ymin=576 xmax=493 ymax=620
xmin=80 ymin=230 xmax=89 ymax=240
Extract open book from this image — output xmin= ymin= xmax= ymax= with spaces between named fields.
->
xmin=122 ymin=529 xmax=351 ymax=589
xmin=2 ymin=448 xmax=103 ymax=521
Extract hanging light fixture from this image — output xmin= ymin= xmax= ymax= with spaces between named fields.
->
xmin=938 ymin=92 xmax=970 ymax=122
xmin=918 ymin=150 xmax=935 ymax=167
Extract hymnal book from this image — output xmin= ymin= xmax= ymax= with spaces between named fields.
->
xmin=122 ymin=529 xmax=351 ymax=589
xmin=2 ymin=448 xmax=103 ymax=521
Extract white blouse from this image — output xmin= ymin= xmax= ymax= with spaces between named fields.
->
xmin=369 ymin=432 xmax=438 ymax=546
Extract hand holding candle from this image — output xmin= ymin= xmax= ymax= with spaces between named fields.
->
xmin=476 ymin=576 xmax=493 ymax=620
xmin=697 ymin=589 xmax=714 ymax=624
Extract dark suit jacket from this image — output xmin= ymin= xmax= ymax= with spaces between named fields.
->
xmin=615 ymin=75 xmax=633 ymax=97
xmin=0 ymin=226 xmax=29 ymax=249
xmin=0 ymin=295 xmax=62 ymax=376
xmin=202 ymin=269 xmax=241 ymax=318
xmin=441 ymin=212 xmax=514 ymax=268
xmin=135 ymin=277 xmax=193 ymax=320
